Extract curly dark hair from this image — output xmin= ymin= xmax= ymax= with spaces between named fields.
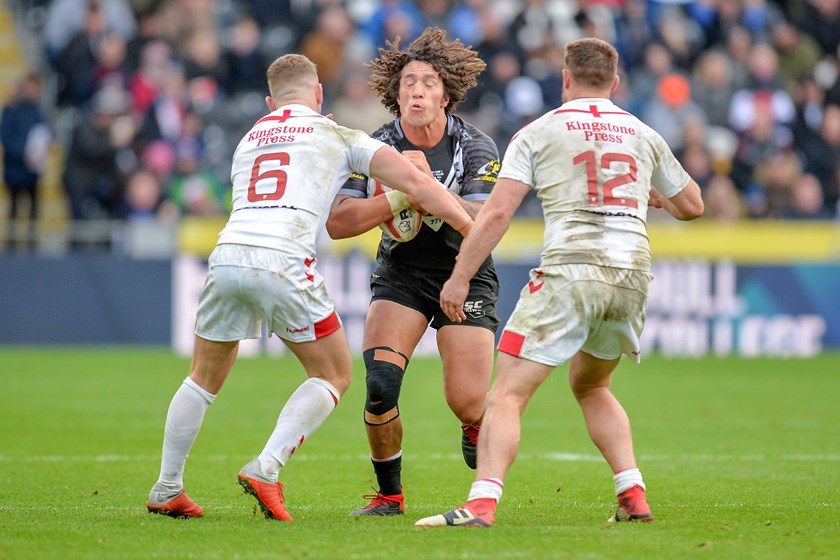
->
xmin=367 ymin=27 xmax=486 ymax=116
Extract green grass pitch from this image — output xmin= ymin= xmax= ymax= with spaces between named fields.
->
xmin=1 ymin=348 xmax=838 ymax=559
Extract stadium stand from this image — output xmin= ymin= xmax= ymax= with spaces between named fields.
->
xmin=1 ymin=0 xmax=839 ymax=256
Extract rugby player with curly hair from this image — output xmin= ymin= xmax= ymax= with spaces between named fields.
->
xmin=327 ymin=27 xmax=501 ymax=516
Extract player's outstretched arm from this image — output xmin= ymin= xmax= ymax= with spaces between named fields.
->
xmin=440 ymin=178 xmax=530 ymax=323
xmin=368 ymin=146 xmax=472 ymax=236
xmin=653 ymin=179 xmax=704 ymax=221
xmin=326 ymin=195 xmax=396 ymax=239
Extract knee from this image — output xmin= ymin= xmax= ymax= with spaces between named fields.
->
xmin=569 ymin=377 xmax=608 ymax=401
xmin=485 ymin=382 xmax=531 ymax=416
xmin=325 ymin=370 xmax=352 ymax=396
xmin=363 ymin=347 xmax=407 ymax=426
xmin=445 ymin=390 xmax=486 ymax=423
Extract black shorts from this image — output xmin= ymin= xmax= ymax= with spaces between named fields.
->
xmin=370 ymin=262 xmax=500 ymax=333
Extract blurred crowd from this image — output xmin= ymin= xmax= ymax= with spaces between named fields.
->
xmin=2 ymin=0 xmax=840 ymax=243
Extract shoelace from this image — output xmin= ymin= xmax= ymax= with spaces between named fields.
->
xmin=361 ymin=491 xmax=398 ymax=507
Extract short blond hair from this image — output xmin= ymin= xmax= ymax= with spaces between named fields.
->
xmin=266 ymin=54 xmax=319 ymax=100
xmin=564 ymin=38 xmax=618 ymax=90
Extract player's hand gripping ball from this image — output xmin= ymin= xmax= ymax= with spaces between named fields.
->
xmin=369 ymin=180 xmax=422 ymax=242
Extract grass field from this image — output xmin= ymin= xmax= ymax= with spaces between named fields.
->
xmin=1 ymin=348 xmax=838 ymax=559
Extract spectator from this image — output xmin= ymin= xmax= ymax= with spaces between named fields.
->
xmin=680 ymin=142 xmax=714 ymax=191
xmin=703 ymin=173 xmax=745 ymax=223
xmin=62 ymin=85 xmax=136 ymax=221
xmin=446 ymin=0 xmax=485 ymax=46
xmin=458 ymin=9 xmax=521 ymax=114
xmin=1 ymin=74 xmax=51 ymax=249
xmin=44 ymin=0 xmax=136 ymax=67
xmin=525 ymin=42 xmax=565 ymax=109
xmin=221 ymin=14 xmax=270 ymax=96
xmin=238 ymin=0 xmax=293 ymax=28
xmin=794 ymin=0 xmax=840 ymax=57
xmin=472 ymin=49 xmax=526 ymax=150
xmin=613 ymin=0 xmax=656 ymax=73
xmin=573 ymin=2 xmax=619 ymax=44
xmin=785 ymin=172 xmax=833 ymax=219
xmin=135 ymin=61 xmax=189 ymax=149
xmin=139 ymin=140 xmax=177 ymax=186
xmin=691 ymin=49 xmax=738 ymax=128
xmin=830 ymin=162 xmax=840 ymax=218
xmin=54 ymin=2 xmax=109 ymax=107
xmin=654 ymin=6 xmax=704 ymax=71
xmin=770 ymin=20 xmax=823 ymax=92
xmin=643 ymin=73 xmax=707 ymax=153
xmin=752 ymin=150 xmax=803 ymax=218
xmin=473 ymin=6 xmax=520 ymax=65
xmin=124 ymin=167 xmax=165 ymax=220
xmin=129 ymin=39 xmax=174 ymax=118
xmin=166 ymin=139 xmax=230 ymax=217
xmin=628 ymin=43 xmax=676 ymax=115
xmin=730 ymin=104 xmax=789 ymax=201
xmin=359 ymin=0 xmax=424 ymax=50
xmin=798 ymin=103 xmax=840 ymax=212
xmin=125 ymin=4 xmax=168 ymax=75
xmin=93 ymin=32 xmax=130 ymax=91
xmin=182 ymin=27 xmax=228 ymax=113
xmin=417 ymin=0 xmax=453 ymax=33
xmin=158 ymin=0 xmax=216 ymax=52
xmin=300 ymin=3 xmax=358 ymax=102
xmin=727 ymin=42 xmax=795 ymax=140
xmin=330 ymin=69 xmax=394 ymax=134
xmin=509 ymin=0 xmax=557 ymax=57
xmin=722 ymin=24 xmax=753 ymax=91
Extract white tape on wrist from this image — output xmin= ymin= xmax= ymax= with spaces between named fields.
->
xmin=385 ymin=189 xmax=410 ymax=213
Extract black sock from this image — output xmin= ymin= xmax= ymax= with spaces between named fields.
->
xmin=373 ymin=456 xmax=402 ymax=496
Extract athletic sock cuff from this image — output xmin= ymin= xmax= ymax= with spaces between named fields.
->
xmin=614 ymin=467 xmax=645 ymax=495
xmin=182 ymin=377 xmax=216 ymax=405
xmin=372 ymin=450 xmax=402 ymax=462
xmin=305 ymin=377 xmax=340 ymax=406
xmin=468 ymin=478 xmax=504 ymax=503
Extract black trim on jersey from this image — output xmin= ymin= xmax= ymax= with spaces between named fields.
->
xmin=340 ymin=115 xmax=501 ymax=274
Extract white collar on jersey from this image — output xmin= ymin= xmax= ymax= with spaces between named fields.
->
xmin=562 ymin=97 xmax=614 ymax=106
xmin=272 ymin=103 xmax=320 ymax=116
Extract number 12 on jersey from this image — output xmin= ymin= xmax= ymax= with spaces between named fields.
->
xmin=573 ymin=150 xmax=639 ymax=209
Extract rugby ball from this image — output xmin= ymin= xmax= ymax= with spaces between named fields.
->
xmin=369 ymin=180 xmax=422 ymax=242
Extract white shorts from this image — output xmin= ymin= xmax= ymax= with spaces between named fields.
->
xmin=195 ymin=244 xmax=341 ymax=343
xmin=498 ymin=264 xmax=651 ymax=366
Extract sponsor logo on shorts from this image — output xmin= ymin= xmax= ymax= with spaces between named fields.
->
xmin=286 ymin=325 xmax=311 ymax=334
xmin=463 ymin=300 xmax=485 ymax=318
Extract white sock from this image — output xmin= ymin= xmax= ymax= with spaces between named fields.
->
xmin=155 ymin=377 xmax=216 ymax=493
xmin=257 ymin=377 xmax=339 ymax=482
xmin=614 ymin=467 xmax=645 ymax=496
xmin=467 ymin=478 xmax=504 ymax=503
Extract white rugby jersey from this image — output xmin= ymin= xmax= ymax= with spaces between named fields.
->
xmin=218 ymin=104 xmax=386 ymax=255
xmin=500 ymin=97 xmax=691 ymax=271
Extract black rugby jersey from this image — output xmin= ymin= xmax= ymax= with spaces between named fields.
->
xmin=337 ymin=115 xmax=501 ymax=273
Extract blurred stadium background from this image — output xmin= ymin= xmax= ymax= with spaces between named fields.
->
xmin=1 ymin=0 xmax=839 ymax=356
